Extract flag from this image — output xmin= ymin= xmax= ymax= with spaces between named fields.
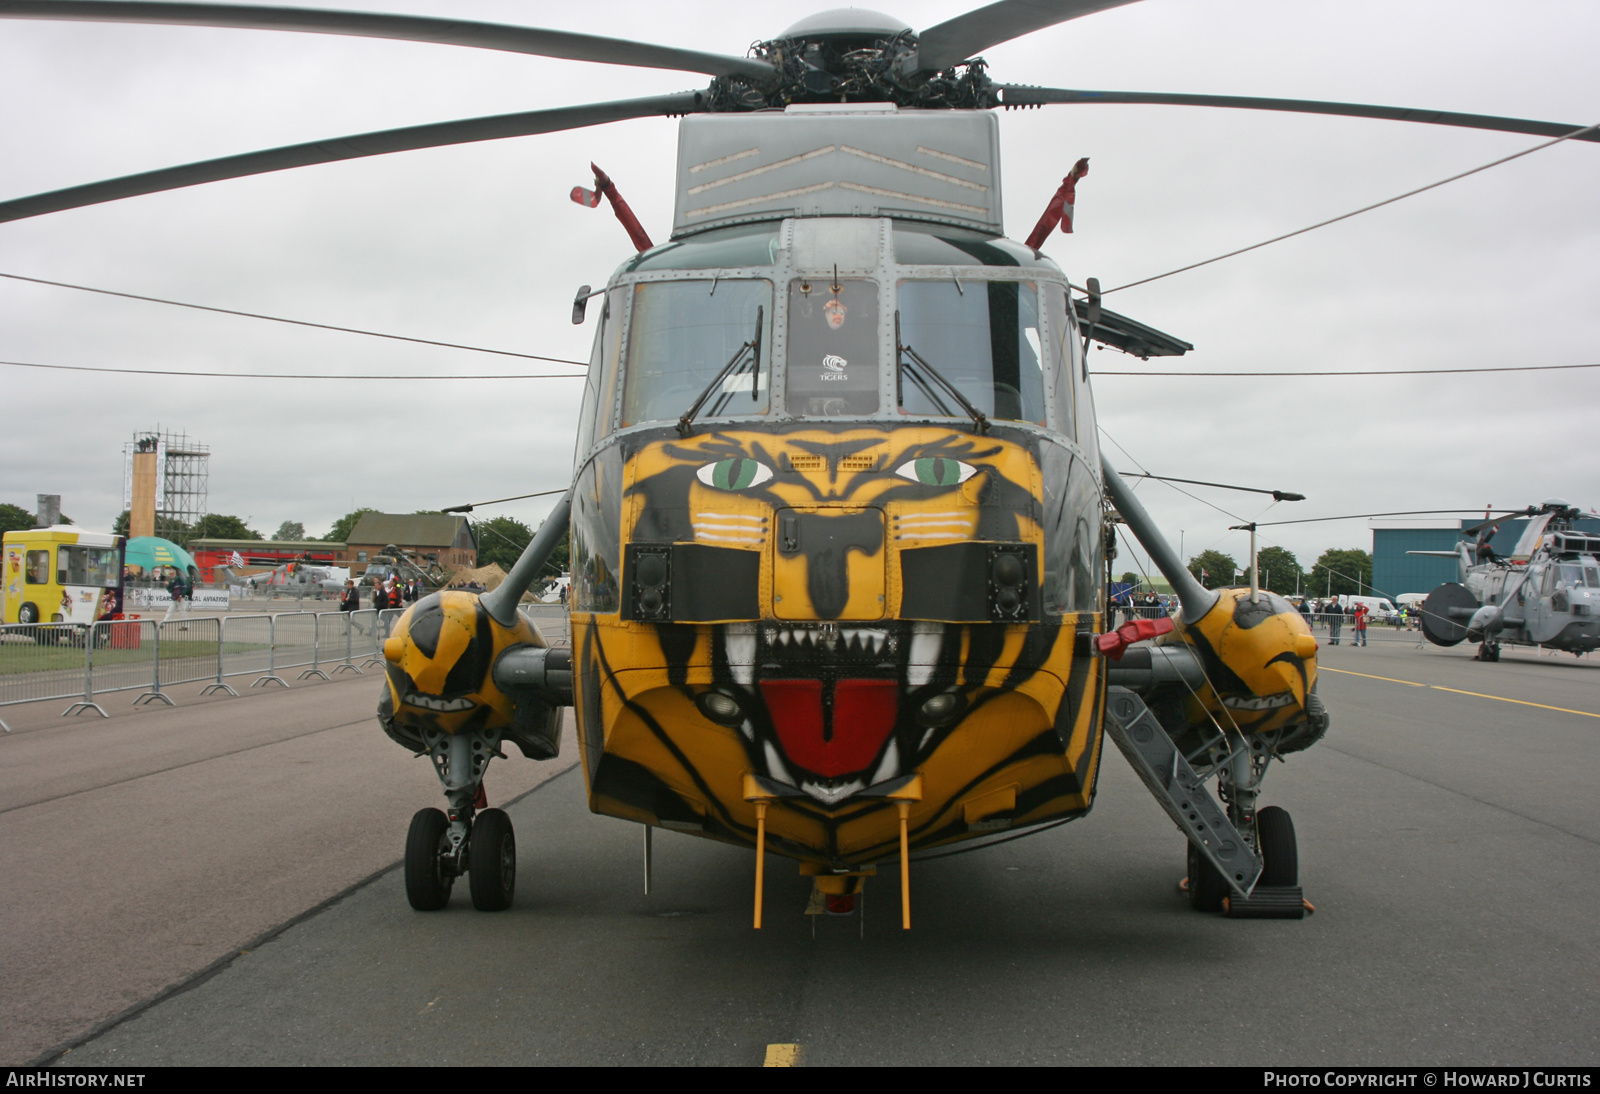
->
xmin=1200 ymin=569 xmax=1209 ymax=579
xmin=230 ymin=551 xmax=245 ymax=568
xmin=1024 ymin=157 xmax=1090 ymax=250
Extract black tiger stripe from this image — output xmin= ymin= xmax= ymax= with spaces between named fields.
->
xmin=591 ymin=634 xmax=753 ymax=838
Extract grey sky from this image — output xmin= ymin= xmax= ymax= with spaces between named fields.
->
xmin=2 ymin=0 xmax=1596 ymax=586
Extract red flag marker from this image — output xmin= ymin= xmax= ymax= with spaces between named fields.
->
xmin=1024 ymin=157 xmax=1090 ymax=251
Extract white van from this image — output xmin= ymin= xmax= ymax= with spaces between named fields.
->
xmin=1338 ymin=594 xmax=1399 ymax=622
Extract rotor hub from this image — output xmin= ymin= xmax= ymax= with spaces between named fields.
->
xmin=716 ymin=8 xmax=993 ymax=113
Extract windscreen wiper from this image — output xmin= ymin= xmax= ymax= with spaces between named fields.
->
xmin=676 ymin=305 xmax=763 ymax=437
xmin=895 ymin=315 xmax=989 ymax=434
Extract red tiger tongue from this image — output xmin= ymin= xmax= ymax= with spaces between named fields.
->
xmin=759 ymin=678 xmax=899 ymax=778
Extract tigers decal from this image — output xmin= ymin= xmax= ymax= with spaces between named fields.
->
xmin=569 ymin=421 xmax=1106 ymax=869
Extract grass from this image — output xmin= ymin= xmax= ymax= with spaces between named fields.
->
xmin=0 ymin=637 xmax=269 ymax=675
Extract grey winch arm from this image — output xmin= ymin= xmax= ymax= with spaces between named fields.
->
xmin=479 ymin=491 xmax=572 ymax=627
xmin=1101 ymin=454 xmax=1219 ymax=625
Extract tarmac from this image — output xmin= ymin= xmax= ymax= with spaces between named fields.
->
xmin=3 ymin=635 xmax=1598 ymax=1066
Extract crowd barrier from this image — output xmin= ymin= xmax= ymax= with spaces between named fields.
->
xmin=0 ymin=603 xmax=566 ymax=731
xmin=1109 ymin=603 xmax=1431 ymax=643
xmin=0 ymin=599 xmax=1449 ymax=733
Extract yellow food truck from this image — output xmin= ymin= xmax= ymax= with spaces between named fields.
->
xmin=2 ymin=526 xmax=126 ymax=625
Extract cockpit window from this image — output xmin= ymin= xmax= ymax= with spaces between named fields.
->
xmin=892 ymin=224 xmax=1044 ymax=267
xmin=896 ymin=280 xmax=1046 ymax=424
xmin=624 ymin=223 xmax=781 ymax=273
xmin=1558 ymin=563 xmax=1597 ymax=588
xmin=621 ymin=280 xmax=771 ymax=427
xmin=785 ymin=278 xmax=880 ymax=417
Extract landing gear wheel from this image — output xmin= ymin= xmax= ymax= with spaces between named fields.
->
xmin=469 ymin=807 xmax=516 ymax=912
xmin=1186 ymin=841 xmax=1228 ymax=912
xmin=405 ymin=807 xmax=453 ymax=911
xmin=1476 ymin=641 xmax=1501 ymax=662
xmin=1256 ymin=806 xmax=1299 ymax=887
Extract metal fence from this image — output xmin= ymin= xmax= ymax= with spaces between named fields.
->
xmin=1108 ymin=603 xmax=1430 ymax=645
xmin=0 ymin=600 xmax=574 ymax=731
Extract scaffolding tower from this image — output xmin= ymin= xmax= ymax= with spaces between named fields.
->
xmin=125 ymin=429 xmax=209 ymax=547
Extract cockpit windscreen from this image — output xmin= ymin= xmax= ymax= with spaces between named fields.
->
xmin=897 ymin=280 xmax=1046 ymax=424
xmin=621 ymin=279 xmax=771 ymax=426
xmin=785 ymin=279 xmax=880 ymax=417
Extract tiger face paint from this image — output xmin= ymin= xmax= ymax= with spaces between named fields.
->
xmin=570 ymin=420 xmax=1106 ymax=868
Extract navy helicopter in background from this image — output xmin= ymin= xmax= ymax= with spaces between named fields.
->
xmin=1417 ymin=500 xmax=1600 ymax=662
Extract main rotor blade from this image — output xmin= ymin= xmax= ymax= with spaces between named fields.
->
xmin=916 ymin=0 xmax=1141 ymax=72
xmin=0 ymin=91 xmax=706 ymax=223
xmin=0 ymin=1 xmax=775 ymax=83
xmin=997 ymin=85 xmax=1600 ymax=143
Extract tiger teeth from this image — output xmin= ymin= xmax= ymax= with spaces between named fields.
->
xmin=763 ymin=626 xmax=891 ymax=651
xmin=869 ymin=738 xmax=900 ymax=787
xmin=906 ymin=622 xmax=944 ymax=687
xmin=801 ymin=779 xmax=865 ymax=805
xmin=1221 ymin=693 xmax=1296 ymax=711
xmin=403 ymin=692 xmax=475 ymax=713
xmin=724 ymin=622 xmax=756 ymax=685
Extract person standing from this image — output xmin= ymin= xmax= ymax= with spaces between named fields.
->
xmin=1353 ymin=602 xmax=1369 ymax=647
xmin=1327 ymin=599 xmax=1343 ymax=645
xmin=163 ymin=570 xmax=188 ymax=623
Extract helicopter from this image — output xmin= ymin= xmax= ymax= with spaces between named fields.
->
xmin=2 ymin=0 xmax=1594 ymax=927
xmin=1416 ymin=500 xmax=1600 ymax=663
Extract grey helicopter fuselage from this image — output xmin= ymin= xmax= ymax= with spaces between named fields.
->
xmin=1419 ymin=507 xmax=1600 ymax=656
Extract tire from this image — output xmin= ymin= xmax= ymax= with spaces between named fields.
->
xmin=469 ymin=808 xmax=516 ymax=912
xmin=17 ymin=602 xmax=45 ymax=643
xmin=405 ymin=807 xmax=453 ymax=911
xmin=1257 ymin=806 xmax=1299 ymax=888
xmin=1187 ymin=841 xmax=1228 ymax=912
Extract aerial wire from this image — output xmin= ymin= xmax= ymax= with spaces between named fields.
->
xmin=1095 ymin=362 xmax=1600 ymax=378
xmin=1099 ymin=120 xmax=1600 ymax=295
xmin=5 ymin=273 xmax=1598 ymax=382
xmin=0 ymin=270 xmax=588 ymax=366
xmin=1098 ymin=427 xmax=1248 ymax=524
xmin=0 ymin=359 xmax=584 ymax=381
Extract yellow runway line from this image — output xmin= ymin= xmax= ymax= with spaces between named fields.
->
xmin=1322 ymin=667 xmax=1600 ymax=719
xmin=1321 ymin=667 xmax=1426 ymax=687
xmin=764 ymin=1043 xmax=803 ymax=1066
xmin=1428 ymin=686 xmax=1600 ymax=720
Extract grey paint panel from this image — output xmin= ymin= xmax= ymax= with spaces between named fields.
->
xmin=673 ymin=108 xmax=1003 ymax=238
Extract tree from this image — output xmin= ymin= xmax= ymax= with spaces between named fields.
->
xmin=542 ymin=532 xmax=570 ymax=577
xmin=321 ymin=508 xmax=378 ymax=544
xmin=1308 ymin=548 xmax=1373 ymax=598
xmin=153 ymin=516 xmax=190 ymax=545
xmin=471 ymin=515 xmax=533 ymax=571
xmin=191 ymin=514 xmax=262 ymax=541
xmin=273 ymin=521 xmax=306 ymax=541
xmin=112 ymin=510 xmax=130 ymax=537
xmin=1243 ymin=545 xmax=1305 ymax=594
xmin=471 ymin=517 xmax=570 ymax=576
xmin=1119 ymin=571 xmax=1138 ymax=587
xmin=1188 ymin=549 xmax=1238 ymax=589
xmin=0 ymin=503 xmax=34 ymax=535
